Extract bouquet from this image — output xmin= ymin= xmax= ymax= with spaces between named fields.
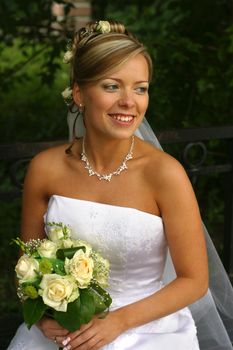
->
xmin=13 ymin=222 xmax=112 ymax=333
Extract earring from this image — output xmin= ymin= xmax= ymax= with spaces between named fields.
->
xmin=79 ymin=103 xmax=84 ymax=112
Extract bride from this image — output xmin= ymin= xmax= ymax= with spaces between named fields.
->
xmin=8 ymin=20 xmax=233 ymax=350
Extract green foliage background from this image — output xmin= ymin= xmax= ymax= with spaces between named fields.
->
xmin=0 ymin=0 xmax=232 ymax=324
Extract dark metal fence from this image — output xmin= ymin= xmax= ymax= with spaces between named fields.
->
xmin=158 ymin=125 xmax=233 ymax=278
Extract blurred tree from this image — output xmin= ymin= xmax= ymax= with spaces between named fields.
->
xmin=0 ymin=0 xmax=73 ymax=90
xmin=0 ymin=1 xmax=76 ymax=143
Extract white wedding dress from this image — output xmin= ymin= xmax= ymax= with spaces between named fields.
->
xmin=8 ymin=194 xmax=200 ymax=350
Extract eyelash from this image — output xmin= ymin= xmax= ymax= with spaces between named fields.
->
xmin=135 ymin=86 xmax=148 ymax=94
xmin=102 ymin=84 xmax=148 ymax=94
xmin=102 ymin=84 xmax=119 ymax=91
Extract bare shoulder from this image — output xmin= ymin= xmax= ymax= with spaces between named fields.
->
xmin=29 ymin=143 xmax=70 ymax=170
xmin=24 ymin=143 xmax=71 ymax=196
xmin=137 ymin=137 xmax=187 ymax=187
xmin=137 ymin=138 xmax=200 ymax=220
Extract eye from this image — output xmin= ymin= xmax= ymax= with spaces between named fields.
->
xmin=135 ymin=86 xmax=148 ymax=94
xmin=102 ymin=84 xmax=119 ymax=92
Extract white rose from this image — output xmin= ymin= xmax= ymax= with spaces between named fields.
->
xmin=37 ymin=240 xmax=58 ymax=258
xmin=73 ymin=240 xmax=92 ymax=256
xmin=15 ymin=255 xmax=39 ymax=282
xmin=65 ymin=250 xmax=94 ymax=288
xmin=61 ymin=87 xmax=73 ymax=101
xmin=39 ymin=274 xmax=79 ymax=312
xmin=47 ymin=227 xmax=64 ymax=242
xmin=97 ymin=21 xmax=111 ymax=33
xmin=61 ymin=238 xmax=74 ymax=249
xmin=63 ymin=50 xmax=73 ymax=63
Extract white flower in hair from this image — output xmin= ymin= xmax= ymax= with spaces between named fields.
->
xmin=61 ymin=87 xmax=73 ymax=104
xmin=63 ymin=50 xmax=73 ymax=64
xmin=96 ymin=20 xmax=111 ymax=34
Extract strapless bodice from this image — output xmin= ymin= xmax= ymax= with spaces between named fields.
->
xmin=44 ymin=195 xmax=195 ymax=336
xmin=45 ymin=195 xmax=167 ymax=307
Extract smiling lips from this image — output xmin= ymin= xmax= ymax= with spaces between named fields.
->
xmin=108 ymin=113 xmax=135 ymax=124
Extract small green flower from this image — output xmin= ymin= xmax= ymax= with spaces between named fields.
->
xmin=39 ymin=258 xmax=53 ymax=274
xmin=24 ymin=285 xmax=38 ymax=299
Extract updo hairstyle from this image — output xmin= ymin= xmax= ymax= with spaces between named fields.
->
xmin=64 ymin=20 xmax=152 ymax=154
xmin=69 ymin=20 xmax=153 ymax=88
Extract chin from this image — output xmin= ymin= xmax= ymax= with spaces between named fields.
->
xmin=108 ymin=129 xmax=136 ymax=140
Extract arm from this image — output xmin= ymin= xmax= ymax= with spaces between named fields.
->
xmin=115 ymin=157 xmax=208 ymax=329
xmin=65 ymin=155 xmax=208 ymax=350
xmin=21 ymin=151 xmax=70 ymax=344
xmin=21 ymin=154 xmax=49 ymax=241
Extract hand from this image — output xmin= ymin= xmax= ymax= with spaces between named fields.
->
xmin=37 ymin=317 xmax=69 ymax=347
xmin=62 ymin=312 xmax=124 ymax=350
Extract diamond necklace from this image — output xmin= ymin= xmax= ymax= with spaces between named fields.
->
xmin=81 ymin=136 xmax=134 ymax=182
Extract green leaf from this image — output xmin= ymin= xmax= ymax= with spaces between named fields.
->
xmin=54 ymin=298 xmax=81 ymax=331
xmin=91 ymin=283 xmax=112 ymax=310
xmin=54 ymin=290 xmax=95 ymax=332
xmin=79 ymin=289 xmax=96 ymax=323
xmin=50 ymin=258 xmax=65 ymax=275
xmin=56 ymin=246 xmax=86 ymax=260
xmin=23 ymin=297 xmax=47 ymax=329
xmin=89 ymin=288 xmax=107 ymax=314
xmin=11 ymin=237 xmax=26 ymax=252
xmin=21 ymin=278 xmax=41 ymax=289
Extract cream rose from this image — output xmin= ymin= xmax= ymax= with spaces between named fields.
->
xmin=61 ymin=237 xmax=74 ymax=249
xmin=37 ymin=240 xmax=58 ymax=258
xmin=39 ymin=274 xmax=79 ymax=312
xmin=73 ymin=240 xmax=92 ymax=256
xmin=97 ymin=20 xmax=111 ymax=33
xmin=15 ymin=255 xmax=39 ymax=282
xmin=47 ymin=224 xmax=71 ymax=242
xmin=63 ymin=50 xmax=73 ymax=63
xmin=61 ymin=87 xmax=73 ymax=101
xmin=65 ymin=250 xmax=94 ymax=288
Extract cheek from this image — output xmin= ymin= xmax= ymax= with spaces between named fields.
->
xmin=140 ymin=97 xmax=149 ymax=114
xmin=85 ymin=95 xmax=114 ymax=115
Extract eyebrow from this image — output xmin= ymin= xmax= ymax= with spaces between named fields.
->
xmin=105 ymin=78 xmax=149 ymax=84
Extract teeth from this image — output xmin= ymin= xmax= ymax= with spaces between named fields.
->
xmin=111 ymin=115 xmax=134 ymax=122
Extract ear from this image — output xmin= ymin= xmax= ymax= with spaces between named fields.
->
xmin=72 ymin=83 xmax=84 ymax=106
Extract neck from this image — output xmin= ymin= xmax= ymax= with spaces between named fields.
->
xmin=82 ymin=134 xmax=134 ymax=173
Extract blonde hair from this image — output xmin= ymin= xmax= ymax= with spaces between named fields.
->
xmin=70 ymin=20 xmax=153 ymax=87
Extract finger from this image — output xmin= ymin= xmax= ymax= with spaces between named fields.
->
xmin=40 ymin=328 xmax=69 ymax=338
xmin=52 ymin=329 xmax=70 ymax=337
xmin=72 ymin=336 xmax=103 ymax=350
xmin=89 ymin=340 xmax=104 ymax=350
xmin=53 ymin=335 xmax=67 ymax=347
xmin=68 ymin=330 xmax=98 ymax=348
xmin=37 ymin=318 xmax=69 ymax=333
xmin=68 ymin=320 xmax=94 ymax=339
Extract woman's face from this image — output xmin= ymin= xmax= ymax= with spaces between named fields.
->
xmin=73 ymin=53 xmax=149 ymax=140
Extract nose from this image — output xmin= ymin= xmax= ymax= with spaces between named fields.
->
xmin=118 ymin=90 xmax=135 ymax=108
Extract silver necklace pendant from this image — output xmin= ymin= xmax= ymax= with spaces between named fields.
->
xmin=81 ymin=136 xmax=134 ymax=182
